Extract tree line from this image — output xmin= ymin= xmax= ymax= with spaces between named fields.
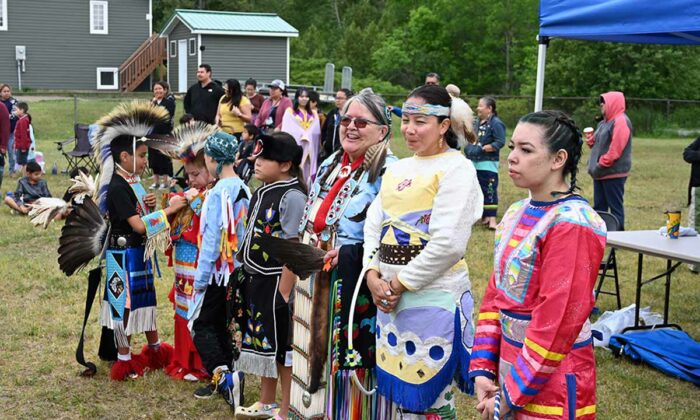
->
xmin=154 ymin=0 xmax=700 ymax=100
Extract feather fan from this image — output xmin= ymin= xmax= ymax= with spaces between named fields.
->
xmin=28 ymin=198 xmax=69 ymax=229
xmin=68 ymin=170 xmax=97 ymax=204
xmin=58 ymin=197 xmax=109 ymax=276
xmin=252 ymin=234 xmax=327 ymax=279
xmin=450 ymin=97 xmax=477 ymax=147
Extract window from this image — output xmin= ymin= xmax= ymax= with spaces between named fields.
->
xmin=96 ymin=67 xmax=118 ymax=90
xmin=189 ymin=38 xmax=197 ymax=56
xmin=90 ymin=1 xmax=108 ymax=34
xmin=170 ymin=40 xmax=177 ymax=57
xmin=0 ymin=0 xmax=7 ymax=31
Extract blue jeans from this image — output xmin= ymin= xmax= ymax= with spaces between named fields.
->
xmin=7 ymin=132 xmax=15 ymax=173
xmin=593 ymin=177 xmax=627 ymax=230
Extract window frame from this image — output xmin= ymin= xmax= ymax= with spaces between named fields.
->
xmin=96 ymin=67 xmax=119 ymax=90
xmin=89 ymin=0 xmax=109 ymax=35
xmin=170 ymin=40 xmax=177 ymax=57
xmin=188 ymin=38 xmax=197 ymax=56
xmin=0 ymin=0 xmax=8 ymax=31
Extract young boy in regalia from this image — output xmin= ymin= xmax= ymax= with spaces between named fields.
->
xmin=189 ymin=131 xmax=250 ymax=409
xmin=93 ymin=102 xmax=188 ymax=380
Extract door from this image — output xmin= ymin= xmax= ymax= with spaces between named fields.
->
xmin=178 ymin=39 xmax=188 ymax=93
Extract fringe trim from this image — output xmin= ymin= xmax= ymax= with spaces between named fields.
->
xmin=125 ymin=306 xmax=158 ymax=336
xmin=234 ymin=351 xmax=279 ymax=378
xmin=144 ymin=229 xmax=172 ymax=262
xmin=376 ymin=310 xmax=462 ymax=413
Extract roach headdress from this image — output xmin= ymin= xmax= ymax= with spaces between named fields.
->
xmin=93 ymin=101 xmax=170 ymax=214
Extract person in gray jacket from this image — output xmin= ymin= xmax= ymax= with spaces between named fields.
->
xmin=586 ymin=91 xmax=632 ymax=230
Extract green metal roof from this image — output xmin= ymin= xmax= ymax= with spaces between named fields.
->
xmin=161 ymin=9 xmax=298 ymax=37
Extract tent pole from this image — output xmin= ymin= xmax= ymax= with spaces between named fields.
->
xmin=534 ymin=36 xmax=549 ymax=112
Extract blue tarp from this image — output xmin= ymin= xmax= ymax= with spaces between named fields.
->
xmin=539 ymin=0 xmax=700 ymax=45
xmin=609 ymin=330 xmax=700 ymax=386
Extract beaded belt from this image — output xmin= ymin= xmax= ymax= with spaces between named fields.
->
xmin=378 ymin=244 xmax=424 ymax=265
xmin=108 ymin=233 xmax=145 ymax=249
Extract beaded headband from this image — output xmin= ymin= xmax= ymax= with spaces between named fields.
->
xmin=401 ymin=101 xmax=450 ymax=117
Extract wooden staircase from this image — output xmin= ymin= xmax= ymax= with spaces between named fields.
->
xmin=119 ymin=33 xmax=166 ymax=92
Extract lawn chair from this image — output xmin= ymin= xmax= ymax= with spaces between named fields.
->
xmin=595 ymin=211 xmax=622 ymax=309
xmin=55 ymin=124 xmax=98 ymax=174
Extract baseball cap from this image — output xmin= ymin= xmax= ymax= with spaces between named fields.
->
xmin=270 ymin=79 xmax=286 ymax=90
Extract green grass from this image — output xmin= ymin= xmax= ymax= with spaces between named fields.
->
xmin=1 ymin=98 xmax=699 ymax=418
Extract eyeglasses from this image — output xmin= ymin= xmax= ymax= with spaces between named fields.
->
xmin=339 ymin=116 xmax=382 ymax=129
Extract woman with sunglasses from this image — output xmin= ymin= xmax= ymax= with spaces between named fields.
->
xmin=363 ymin=84 xmax=483 ymax=418
xmin=281 ymin=87 xmax=321 ymax=184
xmin=290 ymin=88 xmax=397 ymax=420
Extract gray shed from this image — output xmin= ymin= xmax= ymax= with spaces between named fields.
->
xmin=160 ymin=9 xmax=298 ymax=93
xmin=0 ymin=0 xmax=158 ymax=91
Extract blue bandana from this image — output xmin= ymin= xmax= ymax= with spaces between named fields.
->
xmin=204 ymin=131 xmax=239 ymax=175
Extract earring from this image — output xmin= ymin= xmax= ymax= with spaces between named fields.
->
xmin=439 ymin=136 xmax=444 ymax=149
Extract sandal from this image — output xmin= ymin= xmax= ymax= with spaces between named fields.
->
xmin=234 ymin=401 xmax=279 ymax=419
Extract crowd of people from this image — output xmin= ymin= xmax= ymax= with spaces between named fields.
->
xmin=2 ymin=64 xmax=699 ymax=420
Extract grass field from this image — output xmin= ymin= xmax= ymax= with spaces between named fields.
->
xmin=0 ymin=98 xmax=698 ymax=418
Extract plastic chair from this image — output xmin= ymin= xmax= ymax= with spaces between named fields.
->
xmin=595 ymin=211 xmax=622 ymax=309
xmin=55 ymin=124 xmax=98 ymax=174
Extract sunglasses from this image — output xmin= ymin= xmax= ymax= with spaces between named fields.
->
xmin=339 ymin=116 xmax=382 ymax=129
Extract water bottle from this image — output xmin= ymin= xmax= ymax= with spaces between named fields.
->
xmin=51 ymin=161 xmax=58 ymax=175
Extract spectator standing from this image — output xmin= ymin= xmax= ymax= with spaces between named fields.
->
xmin=424 ymin=72 xmax=441 ymax=86
xmin=244 ymin=78 xmax=266 ymax=124
xmin=255 ymin=80 xmax=292 ymax=132
xmin=13 ymin=102 xmax=32 ymax=176
xmin=321 ymin=89 xmax=352 ymax=159
xmin=0 ymin=100 xmax=9 ymax=188
xmin=683 ymin=136 xmax=700 ymax=272
xmin=0 ymin=84 xmax=18 ymax=175
xmin=586 ymin=91 xmax=632 ymax=230
xmin=184 ymin=64 xmax=225 ymax=124
xmin=464 ymin=96 xmax=506 ymax=229
xmin=281 ymin=87 xmax=321 ymax=184
xmin=308 ymin=90 xmax=325 ymax=129
xmin=215 ymin=79 xmax=252 ymax=140
xmin=150 ymin=81 xmax=176 ymax=189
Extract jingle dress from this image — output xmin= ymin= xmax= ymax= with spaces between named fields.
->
xmin=281 ymin=108 xmax=321 ymax=185
xmin=363 ymin=150 xmax=482 ymax=418
xmin=289 ymin=151 xmax=397 ymax=420
xmin=164 ymin=188 xmax=208 ymax=380
xmin=469 ymin=195 xmax=606 ymax=419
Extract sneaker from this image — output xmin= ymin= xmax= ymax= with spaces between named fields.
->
xmin=193 ymin=382 xmax=216 ymax=399
xmin=184 ymin=373 xmax=200 ymax=382
xmin=219 ymin=370 xmax=245 ymax=409
xmin=149 ymin=183 xmax=157 ymax=190
xmin=159 ymin=183 xmax=168 ymax=189
xmin=235 ymin=401 xmax=279 ymax=419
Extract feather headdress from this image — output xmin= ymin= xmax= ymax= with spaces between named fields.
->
xmin=93 ymin=101 xmax=170 ymax=214
xmin=449 ymin=97 xmax=477 ymax=147
xmin=168 ymin=121 xmax=219 ymax=162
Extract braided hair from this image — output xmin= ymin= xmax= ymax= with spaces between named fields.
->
xmin=518 ymin=110 xmax=583 ymax=197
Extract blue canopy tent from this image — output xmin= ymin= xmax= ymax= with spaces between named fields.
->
xmin=535 ymin=0 xmax=700 ymax=110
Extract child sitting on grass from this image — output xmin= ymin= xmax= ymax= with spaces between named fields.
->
xmin=3 ymin=160 xmax=50 ymax=214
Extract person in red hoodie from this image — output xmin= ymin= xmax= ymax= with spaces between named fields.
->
xmin=0 ymin=101 xmax=9 ymax=188
xmin=13 ymin=102 xmax=31 ymax=177
xmin=586 ymin=91 xmax=632 ymax=230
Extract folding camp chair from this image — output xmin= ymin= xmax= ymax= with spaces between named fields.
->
xmin=595 ymin=211 xmax=622 ymax=309
xmin=55 ymin=124 xmax=98 ymax=174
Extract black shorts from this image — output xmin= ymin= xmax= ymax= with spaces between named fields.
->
xmin=15 ymin=149 xmax=28 ymax=165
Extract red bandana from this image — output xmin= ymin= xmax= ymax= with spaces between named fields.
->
xmin=312 ymin=152 xmax=365 ymax=234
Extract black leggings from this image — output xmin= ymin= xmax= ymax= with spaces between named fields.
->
xmin=192 ymin=283 xmax=233 ymax=374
